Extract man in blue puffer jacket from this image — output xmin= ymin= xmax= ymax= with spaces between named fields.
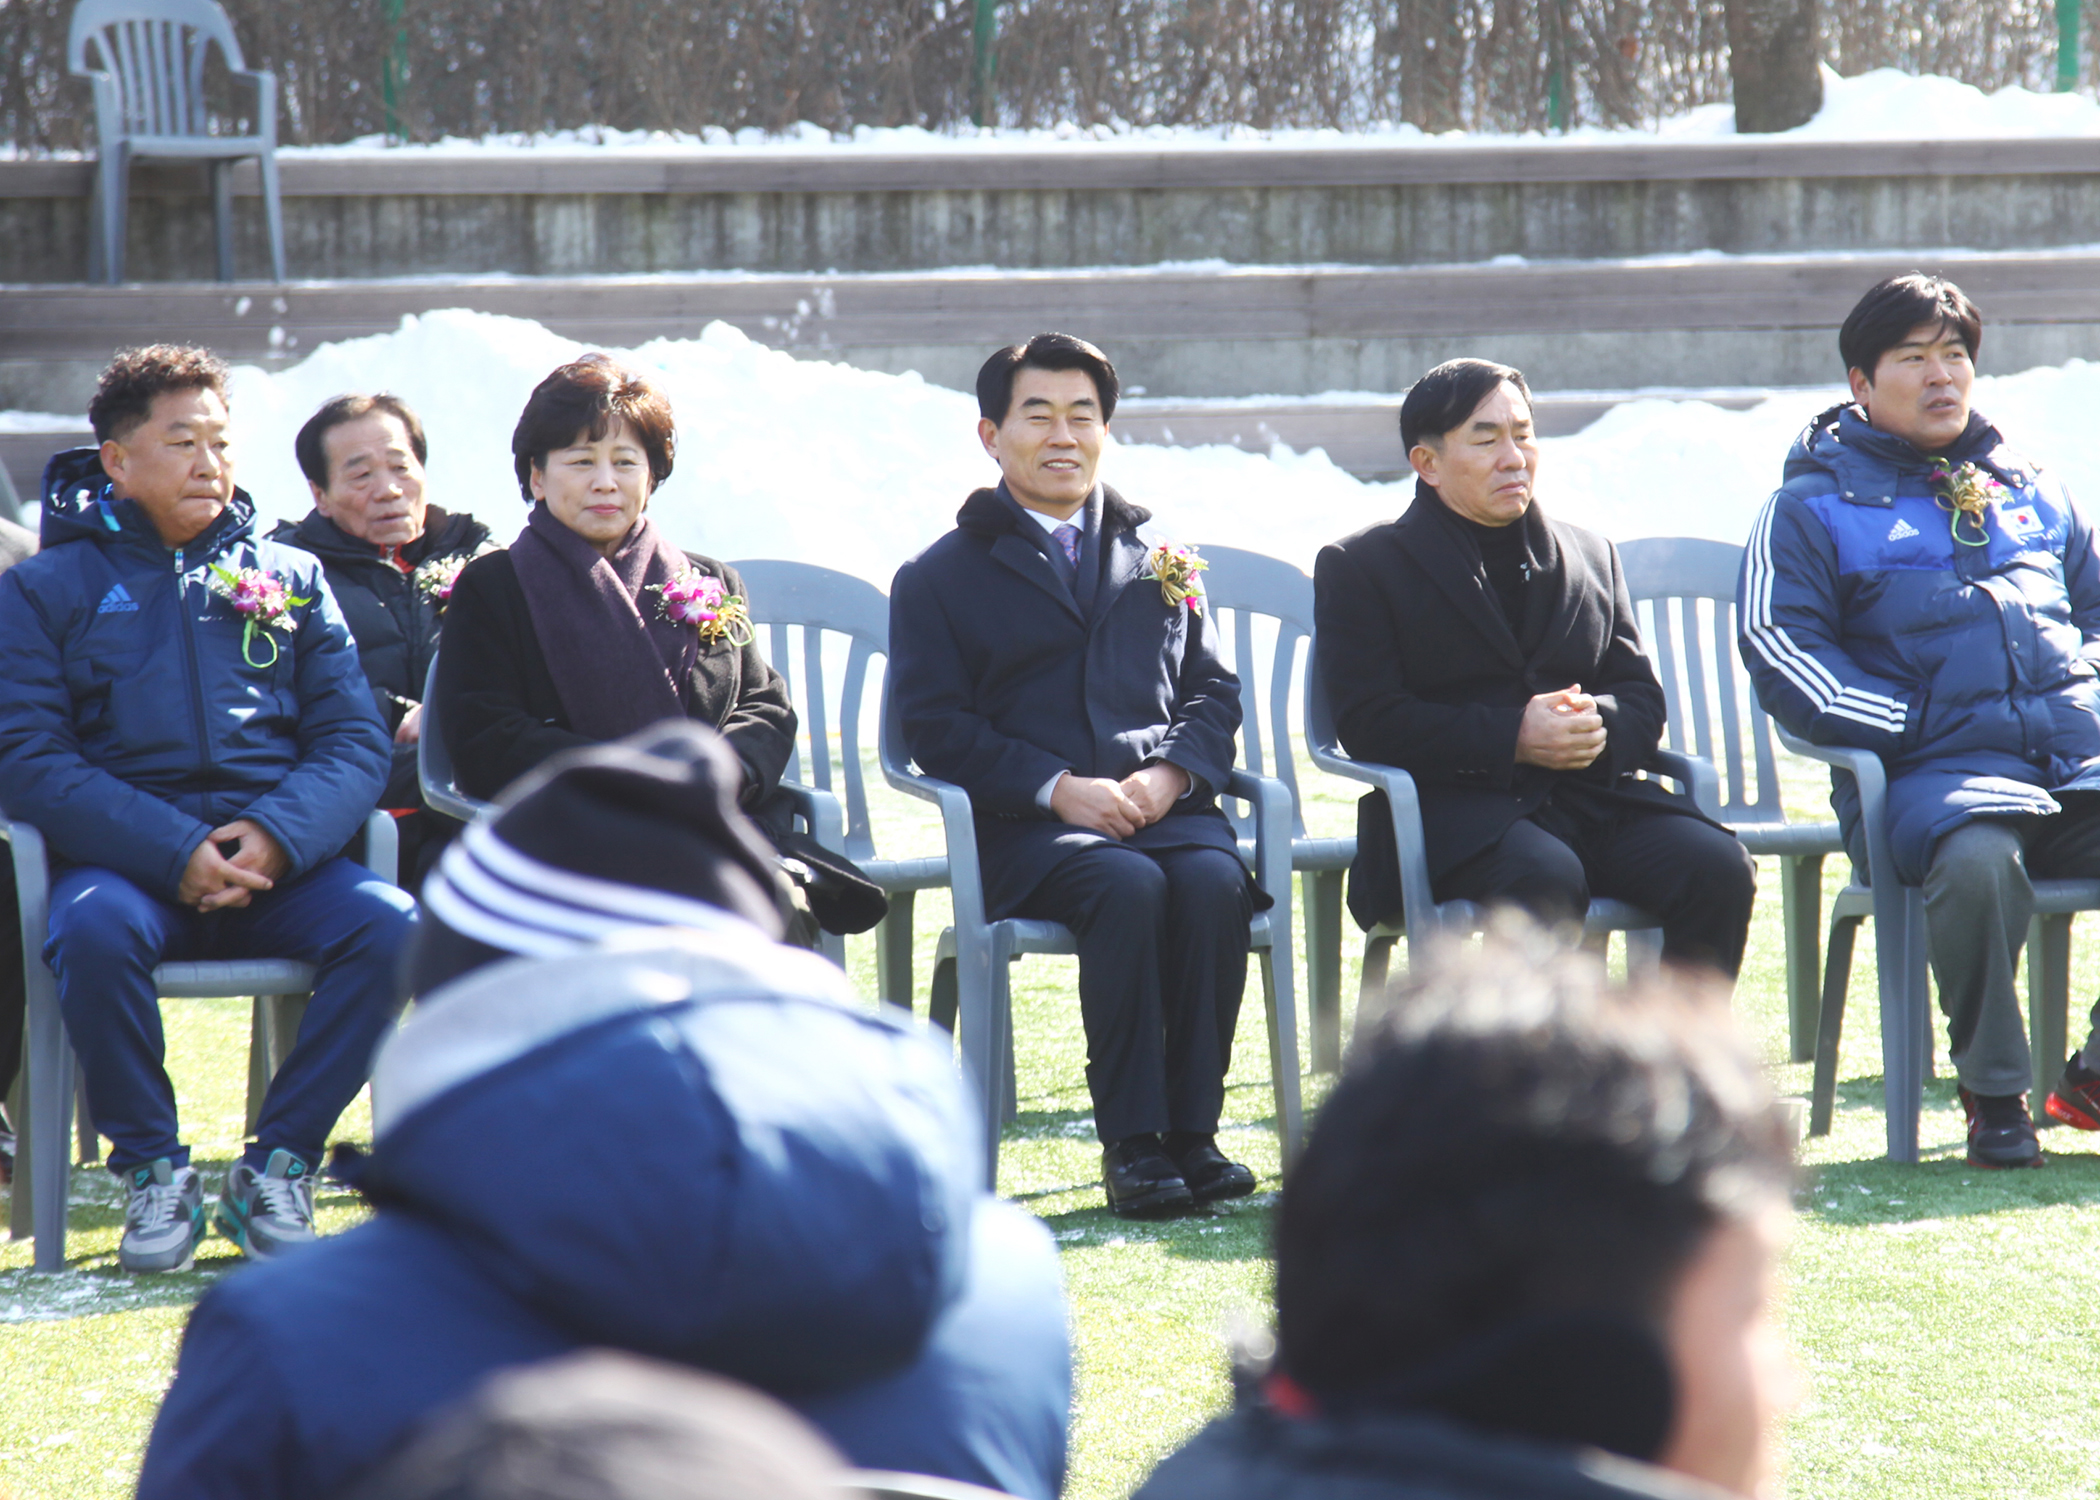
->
xmin=1739 ymin=274 xmax=2100 ymax=1169
xmin=0 ymin=346 xmax=414 ymax=1269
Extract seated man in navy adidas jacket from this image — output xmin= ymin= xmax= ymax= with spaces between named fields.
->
xmin=0 ymin=346 xmax=413 ymax=1270
xmin=1739 ymin=273 xmax=2100 ymax=1170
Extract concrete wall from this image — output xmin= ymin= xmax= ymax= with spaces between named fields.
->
xmin=10 ymin=138 xmax=2100 ymax=282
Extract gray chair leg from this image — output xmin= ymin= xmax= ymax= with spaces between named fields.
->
xmin=1780 ymin=853 xmax=1825 ymax=1064
xmin=210 ymin=159 xmax=235 ymax=282
xmin=1878 ymin=888 xmax=1930 ymax=1164
xmin=1304 ymin=869 xmax=1344 ymax=1073
xmin=98 ymin=142 xmax=132 ymax=285
xmin=876 ymin=891 xmax=916 ymax=1011
xmin=74 ymin=1062 xmax=96 ymax=1165
xmin=1809 ymin=912 xmax=1862 ymax=1136
xmin=28 ymin=986 xmax=72 ymax=1271
xmin=7 ymin=1065 xmax=28 ymax=1241
xmin=1260 ymin=944 xmax=1305 ymax=1165
xmin=258 ymin=149 xmax=287 ymax=283
xmin=1358 ymin=933 xmax=1396 ymax=1012
xmin=246 ymin=993 xmax=310 ymax=1135
xmin=2028 ymin=912 xmax=2073 ymax=1127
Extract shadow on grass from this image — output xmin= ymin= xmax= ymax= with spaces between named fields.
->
xmin=1804 ymin=1077 xmax=2100 ymax=1224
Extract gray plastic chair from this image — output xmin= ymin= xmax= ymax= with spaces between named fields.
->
xmin=69 ymin=0 xmax=287 ymax=283
xmin=417 ymin=651 xmax=852 ymax=963
xmin=881 ymin=680 xmax=1304 ymax=1189
xmin=1195 ymin=544 xmax=1355 ymax=1071
xmin=1618 ymin=537 xmax=1845 ymax=1063
xmin=6 ymin=810 xmax=397 ymax=1271
xmin=732 ymin=559 xmax=947 ymax=1006
xmin=1772 ymin=726 xmax=2100 ymax=1159
xmin=1305 ymin=649 xmax=1715 ymax=1002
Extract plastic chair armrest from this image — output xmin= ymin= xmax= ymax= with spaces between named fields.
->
xmin=358 ymin=809 xmax=399 ymax=886
xmin=1222 ymin=767 xmax=1294 ymax=906
xmin=777 ymin=779 xmax=845 ymax=855
xmin=1645 ymin=747 xmax=1721 ymax=819
xmin=1303 ymin=739 xmax=1440 ymax=941
xmin=1773 ymin=725 xmax=1893 ymax=886
xmin=881 ymin=762 xmax=990 ymax=932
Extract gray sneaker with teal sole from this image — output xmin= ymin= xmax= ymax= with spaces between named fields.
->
xmin=213 ymin=1149 xmax=319 ymax=1260
xmin=119 ymin=1158 xmax=205 ymax=1273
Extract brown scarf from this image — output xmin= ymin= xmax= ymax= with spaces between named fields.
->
xmin=508 ymin=501 xmax=700 ymax=741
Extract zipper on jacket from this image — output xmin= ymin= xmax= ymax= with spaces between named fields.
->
xmin=173 ymin=549 xmax=217 ymax=780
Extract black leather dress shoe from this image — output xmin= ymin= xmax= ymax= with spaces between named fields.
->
xmin=1102 ymin=1136 xmax=1195 ymax=1218
xmin=1164 ymin=1132 xmax=1257 ymax=1202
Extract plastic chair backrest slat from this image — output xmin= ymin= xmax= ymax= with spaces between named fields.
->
xmin=1617 ymin=536 xmax=1781 ymax=824
xmin=1193 ymin=544 xmax=1315 ymax=842
xmin=732 ymin=559 xmax=892 ymax=866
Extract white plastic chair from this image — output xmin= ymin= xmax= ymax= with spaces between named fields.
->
xmin=6 ymin=810 xmax=396 ymax=1271
xmin=69 ymin=0 xmax=287 ymax=283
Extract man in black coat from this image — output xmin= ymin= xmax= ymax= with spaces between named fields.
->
xmin=1314 ymin=358 xmax=1754 ymax=975
xmin=890 ymin=333 xmax=1256 ymax=1218
xmin=274 ymin=394 xmax=491 ymax=884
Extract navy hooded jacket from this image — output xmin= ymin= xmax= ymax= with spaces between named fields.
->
xmin=1738 ymin=405 xmax=2100 ymax=884
xmin=137 ymin=930 xmax=1072 ymax=1500
xmin=0 ymin=451 xmax=388 ymax=897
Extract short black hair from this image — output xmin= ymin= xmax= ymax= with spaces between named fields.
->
xmin=976 ymin=332 xmax=1120 ymax=424
xmin=1399 ymin=358 xmax=1533 ymax=453
xmin=512 ymin=354 xmax=676 ymax=502
xmin=295 ymin=393 xmax=429 ymax=489
xmin=1275 ymin=930 xmax=1791 ymax=1438
xmin=1840 ymin=273 xmax=1982 ymax=382
xmin=88 ymin=345 xmax=229 ymax=443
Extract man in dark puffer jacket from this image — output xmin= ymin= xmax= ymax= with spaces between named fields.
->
xmin=273 ymin=394 xmax=492 ymax=886
xmin=1135 ymin=934 xmax=1798 ymax=1500
xmin=0 ymin=347 xmax=413 ymax=1272
xmin=1738 ymin=274 xmax=2100 ymax=1169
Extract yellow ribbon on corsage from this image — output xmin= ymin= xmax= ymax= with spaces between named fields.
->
xmin=1142 ymin=542 xmax=1208 ymax=618
xmin=1930 ymin=458 xmax=2006 ymax=549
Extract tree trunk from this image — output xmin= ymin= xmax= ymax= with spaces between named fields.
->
xmin=1726 ymin=0 xmax=1822 ymax=134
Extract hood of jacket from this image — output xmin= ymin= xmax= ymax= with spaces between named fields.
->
xmin=41 ymin=445 xmax=259 ymax=558
xmin=1781 ymin=403 xmax=2033 ymax=501
xmin=362 ymin=927 xmax=983 ymax=1397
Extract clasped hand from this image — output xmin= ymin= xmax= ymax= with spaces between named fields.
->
xmin=1515 ymin=685 xmax=1606 ymax=771
xmin=1050 ymin=762 xmax=1191 ymax=839
xmin=178 ymin=819 xmax=289 ymax=912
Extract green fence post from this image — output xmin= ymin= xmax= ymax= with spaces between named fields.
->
xmin=383 ymin=0 xmax=408 ymax=141
xmin=2060 ymin=0 xmax=2081 ymax=92
xmin=972 ymin=0 xmax=999 ymax=128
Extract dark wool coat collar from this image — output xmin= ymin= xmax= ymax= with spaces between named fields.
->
xmin=1396 ymin=482 xmax=1573 ymax=673
xmin=956 ymin=483 xmax=1153 ymax=628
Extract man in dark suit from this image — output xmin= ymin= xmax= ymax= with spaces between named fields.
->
xmin=890 ymin=333 xmax=1255 ymax=1218
xmin=1314 ymin=358 xmax=1754 ymax=974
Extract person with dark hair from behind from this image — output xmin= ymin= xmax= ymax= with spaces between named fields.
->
xmin=890 ymin=332 xmax=1258 ymax=1218
xmin=439 ymin=353 xmax=882 ymax=941
xmin=1315 ymin=358 xmax=1756 ymax=975
xmin=137 ymin=720 xmax=1070 ymax=1500
xmin=0 ymin=345 xmax=411 ymax=1271
xmin=274 ymin=393 xmax=493 ymax=887
xmin=1137 ymin=928 xmax=1800 ymax=1500
xmin=343 ymin=1351 xmax=848 ymax=1500
xmin=1740 ymin=273 xmax=2100 ymax=1170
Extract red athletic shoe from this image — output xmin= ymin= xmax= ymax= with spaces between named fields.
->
xmin=2046 ymin=1056 xmax=2100 ymax=1131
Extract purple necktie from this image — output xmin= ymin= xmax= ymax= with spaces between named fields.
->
xmin=1052 ymin=523 xmax=1082 ymax=569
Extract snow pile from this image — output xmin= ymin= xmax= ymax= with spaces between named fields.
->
xmin=275 ymin=67 xmax=2100 ymax=159
xmin=211 ymin=309 xmax=2100 ymax=581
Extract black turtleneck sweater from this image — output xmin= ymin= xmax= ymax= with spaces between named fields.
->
xmin=1444 ymin=506 xmax=1531 ymax=629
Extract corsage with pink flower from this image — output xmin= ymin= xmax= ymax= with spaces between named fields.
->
xmin=412 ymin=554 xmax=471 ymax=611
xmin=1141 ymin=541 xmax=1208 ymax=617
xmin=648 ymin=568 xmax=755 ymax=646
xmin=208 ymin=564 xmax=310 ymax=668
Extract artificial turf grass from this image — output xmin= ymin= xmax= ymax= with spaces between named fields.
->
xmin=9 ymin=752 xmax=2100 ymax=1497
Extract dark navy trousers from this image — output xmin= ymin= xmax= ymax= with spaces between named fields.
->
xmin=44 ymin=857 xmax=416 ymax=1174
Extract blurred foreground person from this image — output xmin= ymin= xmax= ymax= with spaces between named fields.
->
xmin=138 ymin=722 xmax=1070 ymax=1500
xmin=1137 ymin=929 xmax=1799 ymax=1500
xmin=343 ymin=1351 xmax=846 ymax=1500
xmin=276 ymin=393 xmax=492 ymax=886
